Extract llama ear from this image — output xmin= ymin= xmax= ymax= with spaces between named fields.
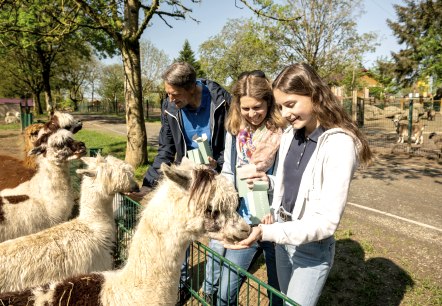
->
xmin=80 ymin=157 xmax=96 ymax=166
xmin=29 ymin=145 xmax=46 ymax=156
xmin=76 ymin=168 xmax=98 ymax=177
xmin=161 ymin=164 xmax=191 ymax=189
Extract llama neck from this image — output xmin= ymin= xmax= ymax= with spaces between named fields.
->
xmin=116 ymin=185 xmax=196 ymax=292
xmin=32 ymin=158 xmax=73 ymax=219
xmin=77 ymin=182 xmax=114 ymax=223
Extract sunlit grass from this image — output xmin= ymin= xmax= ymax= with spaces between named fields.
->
xmin=74 ymin=129 xmax=157 ymax=182
xmin=0 ymin=123 xmax=21 ymax=130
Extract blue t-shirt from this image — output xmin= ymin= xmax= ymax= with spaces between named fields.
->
xmin=181 ymin=81 xmax=212 ymax=149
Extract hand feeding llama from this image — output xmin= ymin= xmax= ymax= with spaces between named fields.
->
xmin=0 ymin=129 xmax=86 ymax=242
xmin=0 ymin=155 xmax=139 ymax=292
xmin=0 ymin=163 xmax=251 ymax=306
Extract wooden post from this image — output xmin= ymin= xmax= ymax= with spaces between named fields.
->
xmin=352 ymin=90 xmax=357 ymax=122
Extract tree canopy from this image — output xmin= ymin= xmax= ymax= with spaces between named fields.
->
xmin=388 ymin=0 xmax=442 ymax=87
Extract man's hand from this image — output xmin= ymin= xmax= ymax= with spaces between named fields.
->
xmin=126 ymin=185 xmax=152 ymax=202
xmin=207 ymin=156 xmax=218 ymax=169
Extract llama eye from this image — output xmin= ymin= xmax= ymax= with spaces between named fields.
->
xmin=205 ymin=209 xmax=220 ymax=219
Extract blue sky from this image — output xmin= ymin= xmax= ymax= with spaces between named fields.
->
xmin=107 ymin=0 xmax=404 ymax=68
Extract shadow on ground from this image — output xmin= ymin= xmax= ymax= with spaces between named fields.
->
xmin=319 ymin=238 xmax=413 ymax=306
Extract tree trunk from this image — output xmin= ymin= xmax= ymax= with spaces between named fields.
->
xmin=32 ymin=92 xmax=44 ymax=115
xmin=121 ymin=40 xmax=148 ymax=167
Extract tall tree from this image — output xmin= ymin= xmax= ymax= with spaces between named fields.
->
xmin=0 ymin=0 xmax=90 ymax=113
xmin=199 ymin=18 xmax=280 ymax=87
xmin=0 ymin=47 xmax=45 ymax=114
xmin=387 ymin=0 xmax=442 ymax=87
xmin=176 ymin=39 xmax=205 ymax=78
xmin=260 ymin=0 xmax=378 ymax=82
xmin=70 ymin=0 xmax=198 ymax=167
xmin=97 ymin=63 xmax=125 ymax=113
xmin=140 ymin=40 xmax=170 ymax=118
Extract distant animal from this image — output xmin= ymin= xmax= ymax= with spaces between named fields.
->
xmin=0 ymin=129 xmax=86 ymax=242
xmin=427 ymin=109 xmax=437 ymax=121
xmin=0 ymin=155 xmax=139 ymax=292
xmin=392 ymin=118 xmax=425 ymax=144
xmin=429 ymin=132 xmax=442 ymax=147
xmin=4 ymin=111 xmax=20 ymax=124
xmin=0 ymin=162 xmax=251 ymax=305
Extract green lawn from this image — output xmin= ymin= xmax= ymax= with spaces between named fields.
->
xmin=74 ymin=129 xmax=157 ymax=182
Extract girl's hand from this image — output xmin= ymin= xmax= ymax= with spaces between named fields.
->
xmin=224 ymin=226 xmax=262 ymax=249
xmin=245 ymin=171 xmax=269 ymax=189
xmin=261 ymin=213 xmax=274 ymax=224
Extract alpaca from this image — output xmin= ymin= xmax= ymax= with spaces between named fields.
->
xmin=0 ymin=155 xmax=139 ymax=292
xmin=22 ymin=123 xmax=45 ymax=169
xmin=0 ymin=129 xmax=86 ymax=242
xmin=0 ymin=163 xmax=251 ymax=305
xmin=0 ymin=112 xmax=83 ymax=191
xmin=4 ymin=111 xmax=20 ymax=124
xmin=392 ymin=118 xmax=425 ymax=144
xmin=36 ymin=111 xmax=83 ymax=143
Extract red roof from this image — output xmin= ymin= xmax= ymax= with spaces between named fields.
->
xmin=0 ymin=98 xmax=34 ymax=106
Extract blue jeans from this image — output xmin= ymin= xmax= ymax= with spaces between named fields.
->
xmin=203 ymin=239 xmax=282 ymax=306
xmin=179 ymin=246 xmax=190 ymax=289
xmin=275 ymin=236 xmax=335 ymax=306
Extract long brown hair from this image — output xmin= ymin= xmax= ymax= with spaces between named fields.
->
xmin=273 ymin=63 xmax=372 ymax=166
xmin=225 ymin=70 xmax=286 ymax=135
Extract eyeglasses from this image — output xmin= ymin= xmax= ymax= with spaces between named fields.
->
xmin=238 ymin=70 xmax=266 ymax=80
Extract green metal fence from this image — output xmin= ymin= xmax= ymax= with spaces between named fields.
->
xmin=112 ymin=194 xmax=299 ymax=306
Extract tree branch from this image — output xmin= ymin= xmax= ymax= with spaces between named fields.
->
xmin=237 ymin=0 xmax=301 ymax=22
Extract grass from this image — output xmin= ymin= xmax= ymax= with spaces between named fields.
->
xmin=316 ymin=226 xmax=441 ymax=306
xmin=0 ymin=123 xmax=21 ymax=130
xmin=74 ymin=129 xmax=158 ymax=182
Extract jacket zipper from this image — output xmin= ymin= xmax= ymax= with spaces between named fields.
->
xmin=164 ymin=109 xmax=187 ymax=153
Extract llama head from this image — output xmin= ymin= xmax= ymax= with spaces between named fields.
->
xmin=25 ymin=123 xmax=46 ymax=145
xmin=29 ymin=129 xmax=87 ymax=163
xmin=77 ymin=155 xmax=139 ymax=196
xmin=160 ymin=163 xmax=251 ymax=244
xmin=35 ymin=111 xmax=82 ymax=145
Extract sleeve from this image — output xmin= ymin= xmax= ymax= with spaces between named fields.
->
xmin=143 ymin=100 xmax=177 ymax=187
xmin=262 ymin=134 xmax=358 ymax=245
xmin=214 ymin=91 xmax=231 ymax=173
xmin=220 ymin=132 xmax=235 ymax=184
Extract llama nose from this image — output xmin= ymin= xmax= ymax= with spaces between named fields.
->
xmin=74 ymin=141 xmax=87 ymax=156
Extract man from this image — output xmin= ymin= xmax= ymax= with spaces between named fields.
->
xmin=134 ymin=61 xmax=231 ymax=195
xmin=130 ymin=61 xmax=231 ymax=303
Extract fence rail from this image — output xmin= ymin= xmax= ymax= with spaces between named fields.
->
xmin=112 ymin=194 xmax=299 ymax=305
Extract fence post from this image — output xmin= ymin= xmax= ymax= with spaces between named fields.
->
xmin=352 ymin=90 xmax=357 ymax=122
xmin=408 ymin=97 xmax=414 ymax=146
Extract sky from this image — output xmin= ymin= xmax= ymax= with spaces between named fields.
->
xmin=106 ymin=0 xmax=405 ymax=68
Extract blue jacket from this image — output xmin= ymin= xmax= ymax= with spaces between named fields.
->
xmin=143 ymin=79 xmax=231 ymax=187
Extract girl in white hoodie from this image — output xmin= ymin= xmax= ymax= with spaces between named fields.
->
xmin=227 ymin=63 xmax=372 ymax=306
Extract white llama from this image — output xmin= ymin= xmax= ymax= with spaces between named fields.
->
xmin=0 ymin=129 xmax=86 ymax=242
xmin=0 ymin=155 xmax=139 ymax=292
xmin=0 ymin=163 xmax=251 ymax=305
